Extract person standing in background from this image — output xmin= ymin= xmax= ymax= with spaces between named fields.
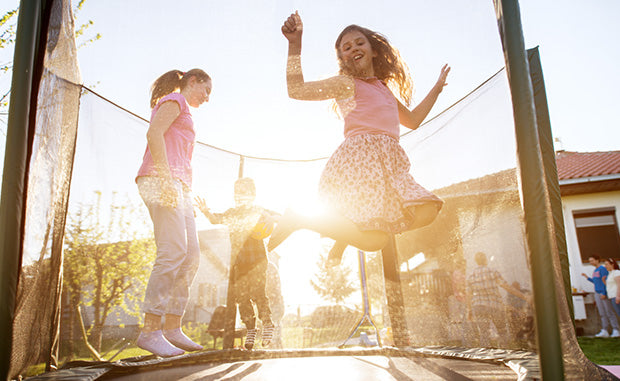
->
xmin=582 ymin=255 xmax=620 ymax=337
xmin=603 ymin=258 xmax=620 ymax=334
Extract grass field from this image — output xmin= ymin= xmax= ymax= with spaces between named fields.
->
xmin=577 ymin=337 xmax=620 ymax=365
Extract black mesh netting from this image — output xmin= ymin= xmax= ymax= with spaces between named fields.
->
xmin=5 ymin=0 xmax=617 ymax=380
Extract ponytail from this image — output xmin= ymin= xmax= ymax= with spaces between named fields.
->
xmin=150 ymin=68 xmax=211 ymax=108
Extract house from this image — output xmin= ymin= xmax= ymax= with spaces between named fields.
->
xmin=557 ymin=150 xmax=620 ymax=334
xmin=394 ymin=149 xmax=620 ymax=343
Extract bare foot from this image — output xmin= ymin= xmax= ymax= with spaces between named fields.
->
xmin=267 ymin=208 xmax=300 ymax=251
xmin=326 ymin=241 xmax=347 ymax=267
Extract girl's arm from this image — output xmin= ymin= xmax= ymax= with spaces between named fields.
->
xmin=146 ymin=101 xmax=181 ymax=207
xmin=195 ymin=196 xmax=220 ymax=224
xmin=282 ymin=11 xmax=354 ymax=101
xmin=398 ymin=64 xmax=450 ymax=130
xmin=615 ymin=274 xmax=620 ymax=302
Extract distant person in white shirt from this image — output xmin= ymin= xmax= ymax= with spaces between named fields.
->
xmin=604 ymin=258 xmax=620 ymax=330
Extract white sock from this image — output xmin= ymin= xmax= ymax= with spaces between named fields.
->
xmin=163 ymin=328 xmax=203 ymax=351
xmin=137 ymin=330 xmax=184 ymax=357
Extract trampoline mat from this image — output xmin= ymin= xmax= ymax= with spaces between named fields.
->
xmin=105 ymin=355 xmax=517 ymax=381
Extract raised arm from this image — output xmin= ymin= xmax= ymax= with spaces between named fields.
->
xmin=398 ymin=64 xmax=450 ymax=130
xmin=282 ymin=11 xmax=354 ymax=101
xmin=195 ymin=196 xmax=221 ymax=224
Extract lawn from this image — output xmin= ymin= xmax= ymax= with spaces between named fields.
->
xmin=578 ymin=337 xmax=620 ymax=365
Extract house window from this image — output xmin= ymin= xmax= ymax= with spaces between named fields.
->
xmin=573 ymin=207 xmax=620 ymax=263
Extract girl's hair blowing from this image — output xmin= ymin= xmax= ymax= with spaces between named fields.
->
xmin=150 ymin=68 xmax=211 ymax=108
xmin=335 ymin=25 xmax=413 ymax=107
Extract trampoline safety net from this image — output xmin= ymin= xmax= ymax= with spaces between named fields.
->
xmin=2 ymin=0 xmax=616 ymax=380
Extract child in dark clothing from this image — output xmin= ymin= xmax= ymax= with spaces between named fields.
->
xmin=197 ymin=177 xmax=278 ymax=349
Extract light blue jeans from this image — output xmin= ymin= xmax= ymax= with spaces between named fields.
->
xmin=138 ymin=177 xmax=200 ymax=317
xmin=610 ymin=298 xmax=620 ymax=321
xmin=594 ymin=292 xmax=620 ymax=331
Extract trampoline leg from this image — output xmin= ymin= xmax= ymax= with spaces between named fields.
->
xmin=339 ymin=250 xmax=382 ymax=348
xmin=382 ymin=236 xmax=409 ymax=347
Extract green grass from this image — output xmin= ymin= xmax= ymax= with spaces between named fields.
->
xmin=578 ymin=337 xmax=620 ymax=365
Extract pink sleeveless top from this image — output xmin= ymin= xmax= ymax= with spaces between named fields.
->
xmin=340 ymin=78 xmax=401 ymax=141
xmin=136 ymin=93 xmax=195 ymax=187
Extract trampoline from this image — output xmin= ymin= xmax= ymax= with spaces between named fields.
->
xmin=1 ymin=0 xmax=618 ymax=380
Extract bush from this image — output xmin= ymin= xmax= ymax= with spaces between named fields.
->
xmin=310 ymin=305 xmax=358 ymax=328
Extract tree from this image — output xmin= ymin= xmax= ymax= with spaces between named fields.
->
xmin=310 ymin=248 xmax=357 ymax=305
xmin=63 ymin=192 xmax=155 ymax=352
xmin=0 ymin=1 xmax=100 ymax=113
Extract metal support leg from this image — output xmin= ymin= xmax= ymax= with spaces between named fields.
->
xmin=340 ymin=250 xmax=382 ymax=348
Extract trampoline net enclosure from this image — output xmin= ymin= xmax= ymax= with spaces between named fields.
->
xmin=4 ymin=0 xmax=615 ymax=380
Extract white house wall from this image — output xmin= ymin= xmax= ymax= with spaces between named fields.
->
xmin=562 ymin=190 xmax=620 ymax=293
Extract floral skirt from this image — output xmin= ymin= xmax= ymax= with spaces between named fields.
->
xmin=318 ymin=134 xmax=443 ymax=234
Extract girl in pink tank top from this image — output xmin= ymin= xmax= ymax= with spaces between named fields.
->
xmin=135 ymin=69 xmax=213 ymax=357
xmin=269 ymin=12 xmax=450 ymax=266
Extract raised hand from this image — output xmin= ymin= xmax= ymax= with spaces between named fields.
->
xmin=434 ymin=64 xmax=451 ymax=93
xmin=194 ymin=195 xmax=210 ymax=216
xmin=282 ymin=11 xmax=303 ymax=44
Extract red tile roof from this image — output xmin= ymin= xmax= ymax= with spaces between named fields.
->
xmin=555 ymin=151 xmax=620 ymax=180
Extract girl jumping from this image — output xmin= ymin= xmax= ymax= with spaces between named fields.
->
xmin=268 ymin=12 xmax=450 ymax=263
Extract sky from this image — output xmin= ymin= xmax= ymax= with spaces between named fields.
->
xmin=1 ymin=0 xmax=619 ymax=310
xmin=3 ymin=0 xmax=616 ymax=157
xmin=2 ymin=1 xmax=619 ymax=157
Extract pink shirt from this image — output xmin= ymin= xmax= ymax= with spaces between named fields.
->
xmin=136 ymin=93 xmax=195 ymax=187
xmin=339 ymin=78 xmax=401 ymax=141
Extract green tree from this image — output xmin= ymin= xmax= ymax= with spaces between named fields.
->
xmin=310 ymin=248 xmax=357 ymax=305
xmin=63 ymin=192 xmax=155 ymax=352
xmin=0 ymin=0 xmax=100 ymax=111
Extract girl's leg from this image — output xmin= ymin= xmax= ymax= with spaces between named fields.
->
xmin=162 ymin=191 xmax=203 ymax=351
xmin=322 ymin=203 xmax=440 ymax=265
xmin=406 ymin=203 xmax=441 ymax=230
xmin=236 ymin=272 xmax=258 ymax=350
xmin=268 ymin=208 xmax=389 ymax=252
xmin=326 ymin=241 xmax=348 ymax=267
xmin=167 ymin=191 xmax=200 ymax=317
xmin=163 ymin=314 xmax=203 ymax=351
xmin=143 ymin=313 xmax=162 ymax=332
xmin=137 ymin=179 xmax=194 ymax=356
xmin=142 ymin=192 xmax=188 ymax=318
xmin=137 ymin=313 xmax=184 ymax=357
xmin=249 ymin=263 xmax=275 ymax=347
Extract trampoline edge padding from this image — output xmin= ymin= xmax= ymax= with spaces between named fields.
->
xmin=23 ymin=346 xmax=553 ymax=380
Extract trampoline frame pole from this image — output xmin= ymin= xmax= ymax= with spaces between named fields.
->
xmin=493 ymin=0 xmax=565 ymax=378
xmin=526 ymin=47 xmax=574 ymax=321
xmin=0 ymin=1 xmax=45 ymax=379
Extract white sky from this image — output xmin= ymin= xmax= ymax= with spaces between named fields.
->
xmin=2 ymin=0 xmax=619 ymax=157
xmin=2 ymin=0 xmax=620 ymax=311
xmin=49 ymin=0 xmax=620 ymax=158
